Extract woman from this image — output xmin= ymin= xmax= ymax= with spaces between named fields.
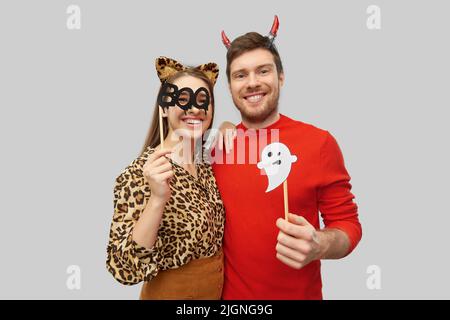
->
xmin=106 ymin=57 xmax=225 ymax=299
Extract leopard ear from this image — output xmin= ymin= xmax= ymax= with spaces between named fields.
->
xmin=155 ymin=56 xmax=186 ymax=83
xmin=195 ymin=62 xmax=219 ymax=86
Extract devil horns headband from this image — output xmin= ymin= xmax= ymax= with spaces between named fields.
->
xmin=221 ymin=15 xmax=280 ymax=50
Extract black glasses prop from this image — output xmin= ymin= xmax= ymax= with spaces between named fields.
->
xmin=158 ymin=82 xmax=210 ymax=112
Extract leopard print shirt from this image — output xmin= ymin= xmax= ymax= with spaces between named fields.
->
xmin=106 ymin=147 xmax=225 ymax=285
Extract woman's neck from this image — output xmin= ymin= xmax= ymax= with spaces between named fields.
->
xmin=160 ymin=134 xmax=198 ymax=165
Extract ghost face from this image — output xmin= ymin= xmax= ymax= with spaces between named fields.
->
xmin=257 ymin=142 xmax=298 ymax=192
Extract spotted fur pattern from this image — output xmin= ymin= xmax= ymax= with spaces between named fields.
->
xmin=106 ymin=147 xmax=225 ymax=285
xmin=155 ymin=56 xmax=219 ymax=85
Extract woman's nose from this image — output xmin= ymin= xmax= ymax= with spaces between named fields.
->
xmin=187 ymin=106 xmax=201 ymax=115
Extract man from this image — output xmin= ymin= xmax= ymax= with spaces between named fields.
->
xmin=212 ymin=23 xmax=362 ymax=299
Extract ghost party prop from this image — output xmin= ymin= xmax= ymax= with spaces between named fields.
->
xmin=257 ymin=143 xmax=298 ymax=192
xmin=257 ymin=142 xmax=298 ymax=219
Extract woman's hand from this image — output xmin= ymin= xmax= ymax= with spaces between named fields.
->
xmin=143 ymin=149 xmax=174 ymax=203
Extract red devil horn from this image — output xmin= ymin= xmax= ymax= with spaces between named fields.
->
xmin=221 ymin=30 xmax=231 ymax=49
xmin=269 ymin=15 xmax=279 ymax=37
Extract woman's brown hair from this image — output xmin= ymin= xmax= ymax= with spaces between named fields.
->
xmin=139 ymin=68 xmax=215 ymax=156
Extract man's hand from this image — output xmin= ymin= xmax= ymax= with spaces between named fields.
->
xmin=204 ymin=122 xmax=236 ymax=153
xmin=275 ymin=213 xmax=326 ymax=269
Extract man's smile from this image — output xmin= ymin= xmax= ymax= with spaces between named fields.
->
xmin=243 ymin=92 xmax=267 ymax=104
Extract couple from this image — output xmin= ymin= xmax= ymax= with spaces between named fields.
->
xmin=106 ymin=18 xmax=362 ymax=300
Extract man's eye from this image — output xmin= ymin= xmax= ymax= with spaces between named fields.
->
xmin=260 ymin=69 xmax=269 ymax=74
xmin=234 ymin=73 xmax=245 ymax=79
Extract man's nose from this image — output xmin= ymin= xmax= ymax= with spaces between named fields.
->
xmin=246 ymin=72 xmax=260 ymax=88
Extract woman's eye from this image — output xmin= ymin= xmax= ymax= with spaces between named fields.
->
xmin=178 ymin=93 xmax=190 ymax=102
xmin=198 ymin=98 xmax=209 ymax=106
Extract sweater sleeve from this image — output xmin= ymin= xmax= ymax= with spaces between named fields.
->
xmin=106 ymin=164 xmax=162 ymax=285
xmin=318 ymin=132 xmax=362 ymax=255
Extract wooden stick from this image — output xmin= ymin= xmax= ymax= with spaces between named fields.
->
xmin=159 ymin=106 xmax=164 ymax=149
xmin=283 ymin=180 xmax=289 ymax=220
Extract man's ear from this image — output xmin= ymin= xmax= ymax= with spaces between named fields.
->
xmin=279 ymin=72 xmax=285 ymax=87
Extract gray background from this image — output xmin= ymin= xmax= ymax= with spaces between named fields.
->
xmin=0 ymin=0 xmax=449 ymax=299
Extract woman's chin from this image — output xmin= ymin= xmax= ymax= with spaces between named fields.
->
xmin=174 ymin=131 xmax=204 ymax=143
xmin=176 ymin=126 xmax=207 ymax=138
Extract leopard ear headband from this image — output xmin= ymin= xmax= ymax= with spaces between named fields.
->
xmin=221 ymin=15 xmax=280 ymax=50
xmin=155 ymin=56 xmax=219 ymax=86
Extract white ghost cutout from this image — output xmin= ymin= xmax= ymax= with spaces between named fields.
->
xmin=257 ymin=142 xmax=298 ymax=192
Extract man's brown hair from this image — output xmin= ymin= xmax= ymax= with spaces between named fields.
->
xmin=226 ymin=32 xmax=284 ymax=82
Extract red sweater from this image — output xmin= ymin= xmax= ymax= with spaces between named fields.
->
xmin=212 ymin=114 xmax=362 ymax=300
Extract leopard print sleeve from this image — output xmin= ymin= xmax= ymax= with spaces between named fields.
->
xmin=107 ymin=147 xmax=225 ymax=285
xmin=106 ymin=160 xmax=162 ymax=286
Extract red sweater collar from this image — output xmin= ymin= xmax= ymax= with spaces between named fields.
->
xmin=236 ymin=113 xmax=291 ymax=131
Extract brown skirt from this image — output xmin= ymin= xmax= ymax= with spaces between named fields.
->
xmin=139 ymin=249 xmax=224 ymax=300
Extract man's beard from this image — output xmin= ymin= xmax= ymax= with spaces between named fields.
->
xmin=233 ymin=87 xmax=280 ymax=124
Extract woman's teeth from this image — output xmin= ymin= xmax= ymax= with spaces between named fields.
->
xmin=184 ymin=119 xmax=202 ymax=125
